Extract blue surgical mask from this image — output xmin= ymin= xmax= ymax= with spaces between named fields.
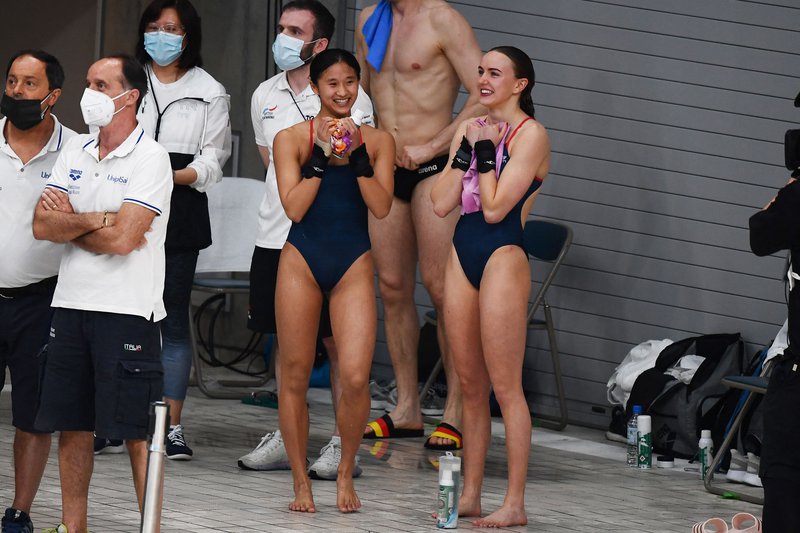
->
xmin=144 ymin=31 xmax=184 ymax=67
xmin=272 ymin=33 xmax=320 ymax=71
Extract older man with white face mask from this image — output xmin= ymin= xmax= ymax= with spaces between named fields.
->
xmin=32 ymin=54 xmax=173 ymax=533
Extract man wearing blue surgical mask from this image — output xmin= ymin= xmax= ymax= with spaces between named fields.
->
xmin=241 ymin=0 xmax=375 ymax=480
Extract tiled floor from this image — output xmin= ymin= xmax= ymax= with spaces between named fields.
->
xmin=0 ymin=386 xmax=762 ymax=532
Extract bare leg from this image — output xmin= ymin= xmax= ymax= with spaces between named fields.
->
xmin=11 ymin=429 xmax=51 ymax=514
xmin=442 ymin=249 xmax=487 ymax=519
xmin=164 ymin=398 xmax=184 ymax=427
xmin=126 ymin=439 xmax=150 ymax=512
xmin=413 ymin=177 xmax=461 ymax=446
xmin=323 ymin=336 xmax=341 ymax=436
xmin=367 ymin=200 xmax=423 ymax=433
xmin=276 ymin=245 xmax=321 ymax=512
xmin=472 ymin=247 xmax=531 ymax=528
xmin=126 ymin=439 xmax=162 ymax=532
xmin=329 ymin=253 xmax=376 ymax=512
xmin=58 ymin=431 xmax=93 ymax=533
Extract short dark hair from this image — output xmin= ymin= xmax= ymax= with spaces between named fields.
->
xmin=309 ymin=48 xmax=360 ymax=85
xmin=5 ymin=49 xmax=65 ymax=91
xmin=135 ymin=0 xmax=203 ymax=70
xmin=105 ymin=54 xmax=149 ymax=111
xmin=282 ymin=0 xmax=335 ymax=42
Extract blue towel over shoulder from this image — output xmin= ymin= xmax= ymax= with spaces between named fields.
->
xmin=362 ymin=0 xmax=393 ymax=72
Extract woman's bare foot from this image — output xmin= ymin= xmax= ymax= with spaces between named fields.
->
xmin=458 ymin=487 xmax=481 ymax=516
xmin=458 ymin=497 xmax=482 ymax=518
xmin=336 ymin=476 xmax=362 ymax=513
xmin=289 ymin=478 xmax=316 ymax=513
xmin=472 ymin=504 xmax=527 ymax=528
xmin=430 ymin=495 xmax=480 ymax=520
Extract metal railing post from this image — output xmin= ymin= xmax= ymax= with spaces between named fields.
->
xmin=140 ymin=401 xmax=169 ymax=533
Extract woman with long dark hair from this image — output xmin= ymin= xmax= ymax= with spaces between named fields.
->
xmin=129 ymin=0 xmax=231 ymax=460
xmin=431 ymin=46 xmax=550 ymax=528
xmin=273 ymin=48 xmax=393 ymax=513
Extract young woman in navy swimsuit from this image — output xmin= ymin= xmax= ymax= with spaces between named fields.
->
xmin=431 ymin=46 xmax=551 ymax=528
xmin=273 ymin=49 xmax=394 ymax=514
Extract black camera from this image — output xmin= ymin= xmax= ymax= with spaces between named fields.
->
xmin=785 ymin=91 xmax=800 ymax=173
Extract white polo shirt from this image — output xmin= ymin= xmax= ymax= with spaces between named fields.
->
xmin=0 ymin=115 xmax=76 ymax=288
xmin=250 ymin=72 xmax=374 ymax=249
xmin=45 ymin=125 xmax=173 ymax=320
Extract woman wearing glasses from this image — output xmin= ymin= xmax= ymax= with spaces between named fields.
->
xmin=125 ymin=0 xmax=231 ymax=461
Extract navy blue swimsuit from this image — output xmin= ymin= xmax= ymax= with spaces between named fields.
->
xmin=452 ymin=121 xmax=542 ymax=289
xmin=286 ymin=122 xmax=371 ymax=293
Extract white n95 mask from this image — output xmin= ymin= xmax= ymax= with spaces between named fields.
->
xmin=80 ymin=88 xmax=131 ymax=128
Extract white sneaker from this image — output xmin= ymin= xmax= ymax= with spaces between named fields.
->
xmin=420 ymin=384 xmax=446 ymax=417
xmin=370 ymin=380 xmax=390 ymax=410
xmin=725 ymin=449 xmax=748 ymax=483
xmin=307 ymin=436 xmax=362 ymax=480
xmin=743 ymin=452 xmax=763 ymax=487
xmin=237 ymin=430 xmax=290 ymax=471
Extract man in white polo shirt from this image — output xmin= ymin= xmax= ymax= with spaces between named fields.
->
xmin=239 ymin=0 xmax=374 ymax=479
xmin=0 ymin=49 xmax=76 ymax=533
xmin=32 ymin=54 xmax=172 ymax=533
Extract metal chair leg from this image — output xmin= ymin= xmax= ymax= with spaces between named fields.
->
xmin=189 ymin=302 xmax=263 ymax=399
xmin=419 ymin=356 xmax=444 ymax=404
xmin=704 ymin=390 xmax=764 ymax=504
xmin=532 ymin=303 xmax=568 ymax=431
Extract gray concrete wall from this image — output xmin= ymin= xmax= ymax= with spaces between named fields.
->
xmin=348 ymin=0 xmax=800 ymax=428
xmin=0 ymin=0 xmax=99 ymax=132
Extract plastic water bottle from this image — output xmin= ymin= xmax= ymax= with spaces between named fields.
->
xmin=637 ymin=415 xmax=652 ymax=469
xmin=626 ymin=404 xmax=643 ymax=467
xmin=437 ymin=452 xmax=461 ymax=528
xmin=698 ymin=429 xmax=714 ymax=480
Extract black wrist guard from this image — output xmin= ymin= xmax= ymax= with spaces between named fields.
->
xmin=451 ymin=136 xmax=473 ymax=171
xmin=301 ymin=144 xmax=329 ymax=179
xmin=349 ymin=144 xmax=374 ymax=178
xmin=475 ymin=140 xmax=496 ymax=174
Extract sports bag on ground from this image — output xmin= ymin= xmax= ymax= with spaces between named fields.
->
xmin=626 ymin=333 xmax=744 ymax=458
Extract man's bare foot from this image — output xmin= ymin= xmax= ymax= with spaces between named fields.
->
xmin=336 ymin=476 xmax=362 ymax=513
xmin=472 ymin=505 xmax=527 ymax=528
xmin=289 ymin=478 xmax=316 ymax=513
xmin=424 ymin=420 xmax=462 ymax=448
xmin=363 ymin=412 xmax=423 ymax=437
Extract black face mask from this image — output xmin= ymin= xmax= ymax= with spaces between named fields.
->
xmin=1 ymin=92 xmax=51 ymax=130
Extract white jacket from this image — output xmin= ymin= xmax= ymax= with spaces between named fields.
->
xmin=138 ymin=65 xmax=231 ymax=193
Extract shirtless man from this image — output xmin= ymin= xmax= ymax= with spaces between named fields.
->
xmin=356 ymin=0 xmax=483 ymax=448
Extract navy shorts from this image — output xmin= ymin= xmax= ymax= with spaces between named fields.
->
xmin=0 ymin=289 xmax=54 ymax=433
xmin=35 ymin=308 xmax=163 ymax=440
xmin=248 ymin=246 xmax=332 ymax=338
